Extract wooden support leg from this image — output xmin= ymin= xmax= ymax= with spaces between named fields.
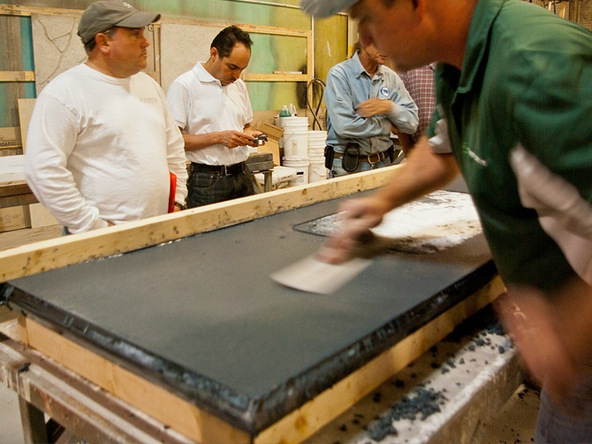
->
xmin=263 ymin=170 xmax=273 ymax=192
xmin=18 ymin=396 xmax=48 ymax=444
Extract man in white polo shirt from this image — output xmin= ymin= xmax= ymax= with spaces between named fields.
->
xmin=167 ymin=25 xmax=265 ymax=208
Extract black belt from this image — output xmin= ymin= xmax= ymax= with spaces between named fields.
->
xmin=333 ymin=150 xmax=390 ymax=164
xmin=190 ymin=162 xmax=245 ymax=176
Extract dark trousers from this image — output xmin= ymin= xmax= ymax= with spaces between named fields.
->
xmin=536 ymin=376 xmax=592 ymax=443
xmin=187 ymin=163 xmax=255 ymax=208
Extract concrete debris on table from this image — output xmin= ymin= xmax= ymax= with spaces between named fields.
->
xmin=293 ymin=190 xmax=482 ymax=254
xmin=305 ymin=308 xmax=528 ymax=444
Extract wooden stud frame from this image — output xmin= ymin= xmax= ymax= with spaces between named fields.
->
xmin=0 ymin=5 xmax=313 ymax=86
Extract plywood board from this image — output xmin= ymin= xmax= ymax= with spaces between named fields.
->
xmin=30 ymin=14 xmax=159 ymax=94
xmin=17 ymin=99 xmax=35 ymax=153
xmin=0 ymin=154 xmax=25 ymax=182
xmin=28 ymin=202 xmax=57 ymax=228
xmin=16 ymin=98 xmax=57 ymax=227
xmin=0 ymin=205 xmax=30 ymax=232
xmin=31 ymin=14 xmax=86 ymax=94
xmin=0 ymin=127 xmax=21 ymax=145
xmin=160 ymin=22 xmax=221 ymax=93
xmin=4 ymin=190 xmax=496 ymax=441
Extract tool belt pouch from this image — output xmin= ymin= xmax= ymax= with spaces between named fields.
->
xmin=325 ymin=145 xmax=334 ymax=169
xmin=342 ymin=143 xmax=360 ymax=172
xmin=387 ymin=145 xmax=395 ymax=163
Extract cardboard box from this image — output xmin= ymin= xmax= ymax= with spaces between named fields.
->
xmin=0 ymin=127 xmax=22 ymax=156
xmin=255 ymin=122 xmax=283 ymax=166
xmin=0 ymin=206 xmax=31 ymax=233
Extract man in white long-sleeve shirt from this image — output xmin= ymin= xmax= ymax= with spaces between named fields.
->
xmin=24 ymin=0 xmax=188 ymax=234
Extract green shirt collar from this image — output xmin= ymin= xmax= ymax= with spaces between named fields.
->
xmin=438 ymin=0 xmax=505 ymax=94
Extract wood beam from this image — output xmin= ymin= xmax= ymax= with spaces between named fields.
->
xmin=0 ymin=4 xmax=80 ymax=17
xmin=0 ymin=72 xmax=35 ymax=82
xmin=0 ymin=167 xmax=399 ymax=283
xmin=244 ymin=73 xmax=311 ymax=82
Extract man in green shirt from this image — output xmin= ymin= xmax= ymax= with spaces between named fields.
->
xmin=301 ymin=0 xmax=592 ymax=441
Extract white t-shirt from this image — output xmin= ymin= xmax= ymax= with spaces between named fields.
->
xmin=24 ymin=64 xmax=188 ymax=234
xmin=167 ymin=62 xmax=253 ymax=166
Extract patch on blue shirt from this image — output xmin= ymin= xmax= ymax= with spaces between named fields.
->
xmin=380 ymin=87 xmax=389 ymax=97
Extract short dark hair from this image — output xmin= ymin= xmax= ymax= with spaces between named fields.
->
xmin=83 ymin=26 xmax=117 ymax=54
xmin=211 ymin=25 xmax=253 ymax=58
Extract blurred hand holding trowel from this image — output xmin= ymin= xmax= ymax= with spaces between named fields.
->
xmin=271 ymin=206 xmax=388 ymax=294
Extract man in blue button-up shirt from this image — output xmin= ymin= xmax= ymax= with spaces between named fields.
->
xmin=324 ymin=40 xmax=418 ymax=177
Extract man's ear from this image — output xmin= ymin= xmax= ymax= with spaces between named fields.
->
xmin=414 ymin=0 xmax=426 ymax=19
xmin=95 ymin=33 xmax=112 ymax=53
xmin=209 ymin=47 xmax=218 ymax=61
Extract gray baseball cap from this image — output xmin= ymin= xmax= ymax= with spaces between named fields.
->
xmin=299 ymin=0 xmax=359 ymax=17
xmin=78 ymin=0 xmax=161 ymax=44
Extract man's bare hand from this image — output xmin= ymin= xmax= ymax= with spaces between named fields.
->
xmin=356 ymin=98 xmax=393 ymax=118
xmin=316 ymin=195 xmax=392 ymax=264
xmin=217 ymin=130 xmax=255 ymax=148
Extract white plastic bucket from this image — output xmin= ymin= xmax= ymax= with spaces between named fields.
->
xmin=308 ymin=130 xmax=326 ymax=144
xmin=309 ymin=158 xmax=327 ymax=183
xmin=282 ymin=158 xmax=309 ymax=185
xmin=281 ymin=117 xmax=309 ymax=159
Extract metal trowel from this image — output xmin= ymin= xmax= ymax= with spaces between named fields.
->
xmin=270 ymin=254 xmax=372 ymax=295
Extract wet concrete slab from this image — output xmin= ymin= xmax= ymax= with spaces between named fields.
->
xmin=3 ymin=191 xmax=495 ymax=434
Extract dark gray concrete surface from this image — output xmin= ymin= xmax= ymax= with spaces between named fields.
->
xmin=3 ymin=192 xmax=494 ymax=434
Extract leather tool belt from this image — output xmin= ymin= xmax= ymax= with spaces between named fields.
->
xmin=325 ymin=144 xmax=394 ymax=172
xmin=333 ymin=150 xmax=391 ymax=164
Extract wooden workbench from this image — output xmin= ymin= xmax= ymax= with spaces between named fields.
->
xmin=0 ymin=166 xmax=509 ymax=443
xmin=1 ymin=303 xmax=522 ymax=444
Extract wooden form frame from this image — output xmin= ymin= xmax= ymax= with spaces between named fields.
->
xmin=1 ymin=277 xmax=505 ymax=443
xmin=0 ymin=166 xmax=398 ymax=282
xmin=0 ymin=327 xmax=195 ymax=444
xmin=241 ymin=25 xmax=312 ymax=83
xmin=0 ymin=168 xmax=506 ymax=442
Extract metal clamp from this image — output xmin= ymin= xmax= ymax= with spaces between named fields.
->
xmin=0 ymin=283 xmax=13 ymax=306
